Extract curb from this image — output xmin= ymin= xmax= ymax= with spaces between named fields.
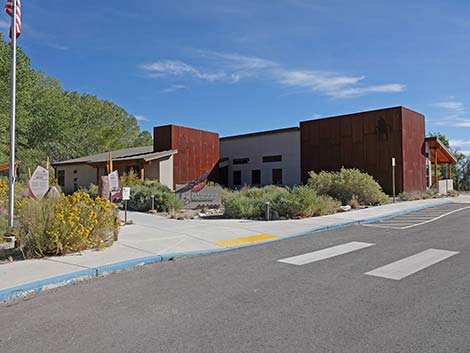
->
xmin=0 ymin=199 xmax=453 ymax=303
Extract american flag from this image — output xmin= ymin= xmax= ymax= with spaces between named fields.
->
xmin=4 ymin=0 xmax=21 ymax=38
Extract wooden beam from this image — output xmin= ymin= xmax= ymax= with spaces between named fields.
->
xmin=140 ymin=162 xmax=145 ymax=182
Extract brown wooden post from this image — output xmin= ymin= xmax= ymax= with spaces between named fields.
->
xmin=140 ymin=162 xmax=145 ymax=182
xmin=448 ymin=163 xmax=452 ymax=179
xmin=434 ymin=150 xmax=438 ymax=189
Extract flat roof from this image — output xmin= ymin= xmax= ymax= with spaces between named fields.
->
xmin=300 ymin=106 xmax=424 ymax=124
xmin=220 ymin=126 xmax=299 ymax=141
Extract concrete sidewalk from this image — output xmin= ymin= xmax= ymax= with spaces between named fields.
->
xmin=1 ymin=196 xmax=468 ymax=301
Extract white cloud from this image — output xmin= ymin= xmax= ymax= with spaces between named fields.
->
xmin=135 ymin=115 xmax=149 ymax=122
xmin=141 ymin=60 xmax=230 ymax=82
xmin=141 ymin=51 xmax=405 ymax=98
xmin=433 ymin=100 xmax=464 ymax=111
xmin=49 ymin=44 xmax=70 ymax=51
xmin=454 ymin=120 xmax=470 ymax=127
xmin=450 ymin=139 xmax=470 ymax=155
xmin=450 ymin=139 xmax=470 ymax=147
xmin=160 ymin=84 xmax=187 ymax=93
xmin=330 ymin=84 xmax=406 ymax=98
xmin=0 ymin=19 xmax=10 ymax=30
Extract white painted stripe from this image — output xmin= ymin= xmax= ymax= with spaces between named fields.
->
xmin=362 ymin=224 xmax=404 ymax=229
xmin=365 ymin=249 xmax=459 ymax=280
xmin=278 ymin=241 xmax=374 ymax=266
xmin=400 ymin=206 xmax=470 ymax=229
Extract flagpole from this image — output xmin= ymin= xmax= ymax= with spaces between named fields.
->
xmin=8 ymin=0 xmax=17 ymax=228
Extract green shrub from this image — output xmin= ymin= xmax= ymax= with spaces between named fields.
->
xmin=15 ymin=192 xmax=119 ymax=258
xmin=128 ymin=181 xmax=183 ymax=212
xmin=308 ymin=168 xmax=389 ymax=206
xmin=273 ymin=186 xmax=340 ymax=218
xmin=398 ymin=190 xmax=447 ymax=201
xmin=79 ymin=183 xmax=98 ymax=199
xmin=120 ymin=169 xmax=144 ymax=186
xmin=222 ymin=185 xmax=339 ymax=219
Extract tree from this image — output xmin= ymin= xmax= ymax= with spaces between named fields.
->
xmin=0 ymin=34 xmax=152 ymax=179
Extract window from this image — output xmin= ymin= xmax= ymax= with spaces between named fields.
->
xmin=263 ymin=155 xmax=282 ymax=163
xmin=233 ymin=170 xmax=242 ymax=185
xmin=272 ymin=168 xmax=283 ymax=185
xmin=73 ymin=177 xmax=79 ymax=192
xmin=233 ymin=158 xmax=250 ymax=165
xmin=252 ymin=170 xmax=261 ymax=185
xmin=57 ymin=170 xmax=65 ymax=187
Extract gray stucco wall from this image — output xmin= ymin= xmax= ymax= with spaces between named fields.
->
xmin=220 ymin=129 xmax=301 ymax=188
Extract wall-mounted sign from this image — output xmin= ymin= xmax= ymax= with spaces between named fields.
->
xmin=28 ymin=166 xmax=49 ymax=200
xmin=122 ymin=187 xmax=130 ymax=201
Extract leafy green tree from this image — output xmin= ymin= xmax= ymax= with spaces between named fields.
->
xmin=0 ymin=33 xmax=152 ymax=179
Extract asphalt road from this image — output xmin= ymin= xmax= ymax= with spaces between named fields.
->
xmin=1 ymin=204 xmax=469 ymax=353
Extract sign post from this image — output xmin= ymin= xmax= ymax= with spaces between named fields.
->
xmin=392 ymin=157 xmax=396 ymax=203
xmin=122 ymin=187 xmax=130 ymax=224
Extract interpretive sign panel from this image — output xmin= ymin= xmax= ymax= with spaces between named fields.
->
xmin=28 ymin=166 xmax=49 ymax=200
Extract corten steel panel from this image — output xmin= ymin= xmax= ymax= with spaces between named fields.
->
xmin=154 ymin=125 xmax=219 ymax=187
xmin=301 ymin=107 xmax=408 ymax=195
xmin=401 ymin=107 xmax=426 ymax=192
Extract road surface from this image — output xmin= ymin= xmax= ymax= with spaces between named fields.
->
xmin=1 ymin=203 xmax=469 ymax=353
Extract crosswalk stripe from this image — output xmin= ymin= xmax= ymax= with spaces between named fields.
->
xmin=278 ymin=241 xmax=375 ymax=266
xmin=365 ymin=249 xmax=459 ymax=280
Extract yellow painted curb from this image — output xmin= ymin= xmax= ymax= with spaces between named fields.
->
xmin=215 ymin=234 xmax=279 ymax=248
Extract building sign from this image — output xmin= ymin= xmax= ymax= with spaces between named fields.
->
xmin=28 ymin=166 xmax=49 ymax=200
xmin=108 ymin=170 xmax=121 ymax=202
xmin=176 ymin=183 xmax=222 ymax=209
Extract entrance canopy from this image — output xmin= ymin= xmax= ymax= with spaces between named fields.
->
xmin=425 ymin=137 xmax=457 ymax=164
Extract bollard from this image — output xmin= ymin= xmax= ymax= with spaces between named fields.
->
xmin=151 ymin=195 xmax=155 ymax=213
xmin=265 ymin=201 xmax=270 ymax=221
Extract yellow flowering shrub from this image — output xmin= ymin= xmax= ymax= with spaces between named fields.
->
xmin=16 ymin=192 xmax=119 ymax=258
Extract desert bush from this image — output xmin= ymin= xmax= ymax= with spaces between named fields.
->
xmin=128 ymin=181 xmax=183 ymax=212
xmin=79 ymin=183 xmax=98 ymax=199
xmin=120 ymin=169 xmax=144 ymax=186
xmin=398 ymin=190 xmax=451 ymax=201
xmin=307 ymin=168 xmax=389 ymax=206
xmin=223 ymin=185 xmax=339 ymax=219
xmin=16 ymin=192 xmax=119 ymax=258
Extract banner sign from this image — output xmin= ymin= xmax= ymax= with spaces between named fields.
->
xmin=108 ymin=170 xmax=121 ymax=202
xmin=28 ymin=166 xmax=49 ymax=200
xmin=176 ymin=183 xmax=222 ymax=209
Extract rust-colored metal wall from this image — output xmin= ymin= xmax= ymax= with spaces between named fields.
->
xmin=154 ymin=125 xmax=219 ymax=187
xmin=401 ymin=107 xmax=426 ymax=193
xmin=300 ymin=107 xmax=426 ymax=195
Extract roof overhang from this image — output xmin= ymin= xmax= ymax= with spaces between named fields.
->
xmin=87 ymin=149 xmax=178 ymax=166
xmin=426 ymin=137 xmax=457 ymax=164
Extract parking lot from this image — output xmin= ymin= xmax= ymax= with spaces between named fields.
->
xmin=363 ymin=203 xmax=470 ymax=230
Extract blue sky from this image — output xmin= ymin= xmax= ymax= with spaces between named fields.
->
xmin=2 ymin=0 xmax=470 ymax=153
